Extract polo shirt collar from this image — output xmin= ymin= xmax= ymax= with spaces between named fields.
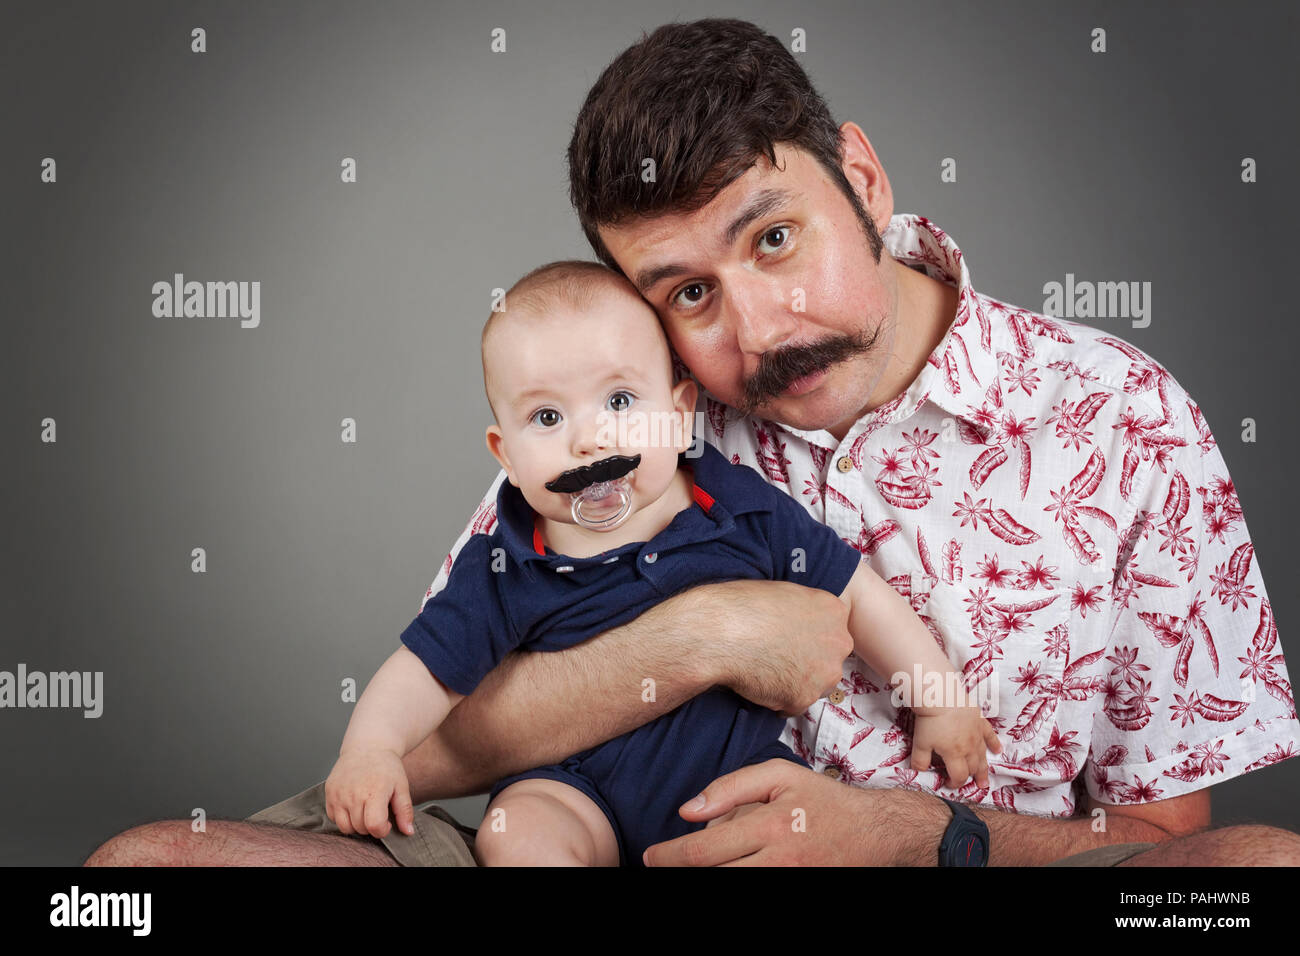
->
xmin=495 ymin=442 xmax=767 ymax=568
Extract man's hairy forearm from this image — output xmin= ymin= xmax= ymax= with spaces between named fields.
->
xmin=403 ymin=584 xmax=722 ymax=801
xmin=883 ymin=789 xmax=1179 ymax=866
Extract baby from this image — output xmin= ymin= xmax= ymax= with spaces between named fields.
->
xmin=325 ymin=260 xmax=1002 ymax=866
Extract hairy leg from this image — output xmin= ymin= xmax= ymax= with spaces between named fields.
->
xmin=1118 ymin=824 xmax=1300 ymax=867
xmin=474 ymin=779 xmax=620 ymax=867
xmin=84 ymin=819 xmax=397 ymax=867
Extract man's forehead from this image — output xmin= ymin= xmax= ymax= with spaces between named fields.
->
xmin=600 ymin=148 xmax=816 ymax=293
xmin=624 ymin=188 xmax=799 ymax=296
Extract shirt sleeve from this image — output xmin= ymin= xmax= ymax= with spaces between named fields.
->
xmin=399 ymin=532 xmax=518 ymax=697
xmin=419 ymin=469 xmax=508 ymax=611
xmin=757 ymin=470 xmax=863 ymax=596
xmin=1084 ymin=390 xmax=1300 ymax=806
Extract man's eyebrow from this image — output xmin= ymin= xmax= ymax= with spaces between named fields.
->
xmin=632 ymin=187 xmax=797 ymax=295
xmin=722 ymin=187 xmax=794 ymax=247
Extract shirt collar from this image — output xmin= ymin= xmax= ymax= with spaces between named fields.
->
xmin=495 ymin=442 xmax=769 ymax=567
xmin=697 ymin=213 xmax=1002 ymax=451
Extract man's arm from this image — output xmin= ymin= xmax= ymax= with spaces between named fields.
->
xmin=891 ymin=783 xmax=1211 ymax=866
xmin=401 ymin=578 xmax=854 ymax=801
xmin=644 ymin=759 xmax=1212 ymax=866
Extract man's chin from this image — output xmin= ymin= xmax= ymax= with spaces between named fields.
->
xmin=751 ymin=391 xmax=848 ymax=433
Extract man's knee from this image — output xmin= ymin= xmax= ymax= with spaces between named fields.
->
xmin=85 ymin=820 xmax=203 ymax=866
xmin=1121 ymin=824 xmax=1300 ymax=867
xmin=1206 ymin=825 xmax=1300 ymax=865
xmin=86 ymin=817 xmax=400 ymax=867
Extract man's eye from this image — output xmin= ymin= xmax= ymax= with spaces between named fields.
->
xmin=673 ymin=283 xmax=708 ymax=310
xmin=757 ymin=226 xmax=788 ymax=255
xmin=607 ymin=391 xmax=634 ymax=412
xmin=531 ymin=408 xmax=562 ymax=427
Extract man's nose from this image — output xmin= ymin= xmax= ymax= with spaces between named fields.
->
xmin=726 ymin=277 xmax=798 ymax=355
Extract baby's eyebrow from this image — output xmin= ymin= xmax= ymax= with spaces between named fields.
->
xmin=508 ymin=368 xmax=650 ymax=409
xmin=597 ymin=366 xmax=651 ymax=384
xmin=509 ymin=387 xmax=555 ymax=409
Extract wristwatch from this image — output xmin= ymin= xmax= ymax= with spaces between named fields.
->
xmin=937 ymin=797 xmax=988 ymax=866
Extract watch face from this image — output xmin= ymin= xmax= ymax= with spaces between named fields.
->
xmin=959 ymin=834 xmax=986 ymax=866
xmin=940 ymin=800 xmax=989 ymax=866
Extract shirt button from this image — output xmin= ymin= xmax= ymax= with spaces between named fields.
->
xmin=828 ymin=689 xmax=846 ymax=705
xmin=836 ymin=456 xmax=853 ymax=473
xmin=555 ymin=565 xmax=574 ymax=573
xmin=822 ymin=766 xmax=841 ymax=779
xmin=643 ymin=552 xmax=658 ymax=564
xmin=602 ymin=556 xmax=619 ymax=564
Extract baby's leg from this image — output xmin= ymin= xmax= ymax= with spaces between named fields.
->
xmin=474 ymin=778 xmax=620 ymax=866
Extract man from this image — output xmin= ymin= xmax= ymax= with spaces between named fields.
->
xmin=88 ymin=18 xmax=1299 ymax=867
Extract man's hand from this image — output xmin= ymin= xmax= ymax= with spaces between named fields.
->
xmin=324 ymin=747 xmax=415 ymax=839
xmin=645 ymin=751 xmax=1223 ymax=867
xmin=643 ymin=759 xmax=910 ymax=866
xmin=710 ymin=580 xmax=854 ymax=715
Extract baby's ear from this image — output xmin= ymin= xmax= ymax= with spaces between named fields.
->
xmin=484 ymin=426 xmax=518 ymax=486
xmin=672 ymin=377 xmax=698 ymax=414
xmin=672 ymin=378 xmax=699 ymax=451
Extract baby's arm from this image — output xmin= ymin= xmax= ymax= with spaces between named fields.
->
xmin=326 ymin=646 xmax=465 ymax=838
xmin=838 ymin=563 xmax=1002 ymax=788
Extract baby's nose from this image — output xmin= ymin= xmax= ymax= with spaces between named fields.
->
xmin=572 ymin=421 xmax=607 ymax=455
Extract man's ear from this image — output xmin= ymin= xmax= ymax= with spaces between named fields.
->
xmin=485 ymin=426 xmax=519 ymax=487
xmin=672 ymin=378 xmax=699 ymax=453
xmin=838 ymin=120 xmax=893 ymax=238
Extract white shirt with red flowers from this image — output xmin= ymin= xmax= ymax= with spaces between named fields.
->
xmin=424 ymin=214 xmax=1298 ymax=817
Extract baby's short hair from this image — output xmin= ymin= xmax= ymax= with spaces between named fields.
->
xmin=499 ymin=259 xmax=638 ymax=319
xmin=481 ymin=260 xmax=662 ymax=420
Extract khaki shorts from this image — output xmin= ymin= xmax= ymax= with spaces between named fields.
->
xmin=247 ymin=780 xmax=1155 ymax=866
xmin=1045 ymin=842 xmax=1158 ymax=866
xmin=246 ymin=781 xmax=479 ymax=866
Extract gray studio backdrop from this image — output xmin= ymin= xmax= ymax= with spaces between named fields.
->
xmin=4 ymin=1 xmax=1297 ymax=865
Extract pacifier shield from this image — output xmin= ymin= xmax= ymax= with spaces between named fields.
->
xmin=570 ymin=477 xmax=632 ymax=531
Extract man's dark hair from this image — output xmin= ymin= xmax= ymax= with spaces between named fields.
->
xmin=567 ymin=18 xmax=884 ymax=275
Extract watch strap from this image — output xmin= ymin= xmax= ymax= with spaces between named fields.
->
xmin=937 ymin=797 xmax=989 ymax=867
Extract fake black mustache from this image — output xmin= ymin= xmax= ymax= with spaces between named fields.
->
xmin=545 ymin=454 xmax=642 ymax=494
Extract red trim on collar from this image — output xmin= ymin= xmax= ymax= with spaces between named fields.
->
xmin=532 ymin=520 xmax=547 ymax=555
xmin=692 ymin=483 xmax=714 ymax=512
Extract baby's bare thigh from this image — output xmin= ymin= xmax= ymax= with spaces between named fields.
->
xmin=475 ymin=779 xmax=620 ymax=866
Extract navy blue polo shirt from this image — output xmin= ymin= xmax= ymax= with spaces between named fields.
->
xmin=400 ymin=440 xmax=864 ymax=697
xmin=400 ymin=440 xmax=864 ymax=863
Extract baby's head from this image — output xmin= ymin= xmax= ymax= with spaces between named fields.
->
xmin=482 ymin=260 xmax=697 ymax=531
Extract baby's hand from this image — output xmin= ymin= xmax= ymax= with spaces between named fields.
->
xmin=324 ymin=747 xmax=414 ymax=839
xmin=910 ymin=707 xmax=1003 ymax=790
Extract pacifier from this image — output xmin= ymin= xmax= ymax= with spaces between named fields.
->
xmin=569 ymin=477 xmax=633 ymax=531
xmin=545 ymin=453 xmax=641 ymax=532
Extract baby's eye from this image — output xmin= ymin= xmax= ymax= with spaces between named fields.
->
xmin=531 ymin=408 xmax=562 ymax=427
xmin=757 ymin=226 xmax=788 ymax=255
xmin=607 ymin=391 xmax=634 ymax=412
